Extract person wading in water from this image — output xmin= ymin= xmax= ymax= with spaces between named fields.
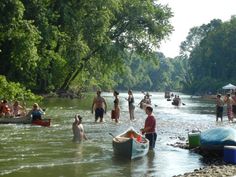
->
xmin=91 ymin=90 xmax=107 ymax=122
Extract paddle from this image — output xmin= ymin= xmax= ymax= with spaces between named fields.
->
xmin=109 ymin=133 xmax=120 ymax=142
xmin=141 ymin=91 xmax=146 ymax=95
xmin=182 ymin=103 xmax=186 ymax=106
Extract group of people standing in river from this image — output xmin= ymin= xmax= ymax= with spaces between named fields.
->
xmin=73 ymin=90 xmax=157 ymax=150
xmin=91 ymin=90 xmax=136 ymax=123
xmin=216 ymin=92 xmax=236 ymax=122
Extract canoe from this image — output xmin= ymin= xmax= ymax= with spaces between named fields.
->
xmin=32 ymin=119 xmax=51 ymax=127
xmin=200 ymin=127 xmax=236 ymax=151
xmin=112 ymin=128 xmax=149 ymax=159
xmin=0 ymin=117 xmax=51 ymax=127
xmin=0 ymin=116 xmax=31 ymax=124
xmin=172 ymin=100 xmax=180 ymax=106
xmin=165 ymin=91 xmax=170 ymax=98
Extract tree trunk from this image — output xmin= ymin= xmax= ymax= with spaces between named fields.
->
xmin=58 ymin=47 xmax=101 ymax=92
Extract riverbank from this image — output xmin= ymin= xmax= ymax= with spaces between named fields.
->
xmin=175 ymin=163 xmax=236 ymax=177
xmin=169 ymin=138 xmax=236 ymax=176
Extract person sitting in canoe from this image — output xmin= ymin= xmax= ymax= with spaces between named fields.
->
xmin=72 ymin=114 xmax=88 ymax=142
xmin=0 ymin=99 xmax=11 ymax=117
xmin=140 ymin=106 xmax=157 ymax=150
xmin=172 ymin=95 xmax=179 ymax=106
xmin=138 ymin=93 xmax=151 ymax=109
xmin=12 ymin=101 xmax=26 ymax=117
xmin=27 ymin=103 xmax=45 ymax=121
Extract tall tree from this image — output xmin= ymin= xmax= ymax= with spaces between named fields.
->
xmin=56 ymin=0 xmax=173 ymax=91
xmin=181 ymin=16 xmax=236 ymax=93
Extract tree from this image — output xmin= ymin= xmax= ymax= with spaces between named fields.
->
xmin=0 ymin=0 xmax=173 ymax=93
xmin=181 ymin=16 xmax=236 ymax=94
xmin=0 ymin=75 xmax=42 ymax=101
xmin=0 ymin=0 xmax=40 ymax=88
xmin=57 ymin=0 xmax=173 ymax=91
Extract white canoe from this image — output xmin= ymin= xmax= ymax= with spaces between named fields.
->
xmin=112 ymin=128 xmax=149 ymax=159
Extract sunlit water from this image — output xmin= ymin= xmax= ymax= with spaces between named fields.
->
xmin=1 ymin=92 xmax=235 ymax=177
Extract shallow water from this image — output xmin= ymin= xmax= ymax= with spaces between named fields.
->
xmin=0 ymin=92 xmax=235 ymax=177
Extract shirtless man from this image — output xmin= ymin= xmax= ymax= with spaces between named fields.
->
xmin=91 ymin=90 xmax=107 ymax=122
xmin=72 ymin=114 xmax=88 ymax=142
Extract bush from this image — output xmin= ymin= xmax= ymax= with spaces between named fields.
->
xmin=0 ymin=75 xmax=42 ymax=101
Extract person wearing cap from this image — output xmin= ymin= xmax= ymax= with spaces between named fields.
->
xmin=216 ymin=94 xmax=224 ymax=122
xmin=72 ymin=114 xmax=88 ymax=142
xmin=27 ymin=103 xmax=45 ymax=121
xmin=91 ymin=90 xmax=107 ymax=122
xmin=140 ymin=106 xmax=157 ymax=150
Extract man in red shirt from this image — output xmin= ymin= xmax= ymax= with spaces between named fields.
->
xmin=140 ymin=106 xmax=157 ymax=150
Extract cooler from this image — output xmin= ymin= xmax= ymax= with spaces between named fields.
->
xmin=224 ymin=146 xmax=236 ymax=164
xmin=188 ymin=132 xmax=201 ymax=148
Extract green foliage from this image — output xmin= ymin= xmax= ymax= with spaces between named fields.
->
xmin=0 ymin=75 xmax=42 ymax=101
xmin=180 ymin=16 xmax=236 ymax=94
xmin=110 ymin=51 xmax=187 ymax=91
xmin=0 ymin=0 xmax=173 ymax=93
xmin=0 ymin=0 xmax=40 ymax=88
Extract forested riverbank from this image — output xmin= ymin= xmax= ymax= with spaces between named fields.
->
xmin=1 ymin=1 xmax=236 ymax=101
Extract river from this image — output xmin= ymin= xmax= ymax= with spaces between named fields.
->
xmin=0 ymin=92 xmax=233 ymax=177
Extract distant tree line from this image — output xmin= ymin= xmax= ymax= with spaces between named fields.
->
xmin=114 ymin=16 xmax=236 ymax=94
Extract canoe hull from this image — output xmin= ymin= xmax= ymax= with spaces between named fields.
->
xmin=112 ymin=128 xmax=149 ymax=159
xmin=0 ymin=117 xmax=51 ymax=127
xmin=0 ymin=117 xmax=31 ymax=124
xmin=32 ymin=119 xmax=51 ymax=127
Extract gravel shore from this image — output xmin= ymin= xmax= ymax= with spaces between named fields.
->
xmin=169 ymin=140 xmax=236 ymax=177
xmin=175 ymin=164 xmax=236 ymax=177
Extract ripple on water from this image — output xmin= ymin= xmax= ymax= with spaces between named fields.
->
xmin=0 ymin=92 xmax=231 ymax=177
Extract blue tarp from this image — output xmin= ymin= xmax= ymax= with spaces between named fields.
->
xmin=200 ymin=127 xmax=236 ymax=148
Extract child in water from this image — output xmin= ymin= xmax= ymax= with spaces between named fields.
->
xmin=72 ymin=114 xmax=88 ymax=142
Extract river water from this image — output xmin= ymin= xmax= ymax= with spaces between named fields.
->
xmin=0 ymin=92 xmax=234 ymax=177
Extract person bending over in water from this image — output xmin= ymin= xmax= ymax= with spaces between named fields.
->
xmin=91 ymin=90 xmax=107 ymax=122
xmin=72 ymin=114 xmax=88 ymax=142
